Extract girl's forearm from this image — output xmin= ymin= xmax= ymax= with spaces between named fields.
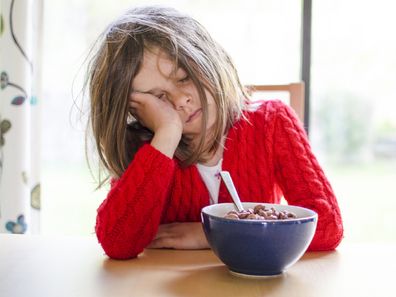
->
xmin=95 ymin=144 xmax=176 ymax=259
xmin=150 ymin=127 xmax=182 ymax=159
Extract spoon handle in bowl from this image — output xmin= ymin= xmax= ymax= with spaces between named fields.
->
xmin=220 ymin=171 xmax=244 ymax=212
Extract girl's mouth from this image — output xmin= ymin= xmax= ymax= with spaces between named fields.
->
xmin=186 ymin=108 xmax=202 ymax=123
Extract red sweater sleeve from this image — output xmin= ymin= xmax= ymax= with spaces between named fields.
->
xmin=95 ymin=144 xmax=176 ymax=259
xmin=271 ymin=101 xmax=344 ymax=251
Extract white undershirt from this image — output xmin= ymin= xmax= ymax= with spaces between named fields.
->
xmin=196 ymin=104 xmax=261 ymax=205
xmin=196 ymin=159 xmax=223 ymax=204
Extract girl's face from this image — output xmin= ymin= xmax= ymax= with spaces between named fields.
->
xmin=131 ymin=47 xmax=217 ymax=140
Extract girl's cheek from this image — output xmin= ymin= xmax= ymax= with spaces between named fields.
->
xmin=187 ymin=84 xmax=199 ymax=99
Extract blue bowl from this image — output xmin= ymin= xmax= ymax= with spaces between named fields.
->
xmin=201 ymin=202 xmax=317 ymax=277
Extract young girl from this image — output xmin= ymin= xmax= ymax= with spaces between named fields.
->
xmin=86 ymin=5 xmax=343 ymax=259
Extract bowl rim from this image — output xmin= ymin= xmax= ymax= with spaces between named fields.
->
xmin=201 ymin=202 xmax=318 ymax=225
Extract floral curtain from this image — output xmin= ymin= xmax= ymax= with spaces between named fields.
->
xmin=0 ymin=0 xmax=43 ymax=234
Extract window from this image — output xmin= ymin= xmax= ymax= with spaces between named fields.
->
xmin=311 ymin=0 xmax=396 ymax=242
xmin=41 ymin=1 xmax=396 ymax=244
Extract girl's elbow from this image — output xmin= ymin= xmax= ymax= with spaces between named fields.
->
xmin=98 ymin=238 xmax=141 ymax=260
xmin=95 ymin=225 xmax=142 ymax=260
xmin=308 ymin=222 xmax=344 ymax=251
xmin=103 ymin=247 xmax=139 ymax=260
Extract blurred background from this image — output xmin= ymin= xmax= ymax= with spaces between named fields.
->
xmin=41 ymin=0 xmax=396 ymax=242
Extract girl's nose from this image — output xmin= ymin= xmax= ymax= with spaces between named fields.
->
xmin=172 ymin=93 xmax=191 ymax=110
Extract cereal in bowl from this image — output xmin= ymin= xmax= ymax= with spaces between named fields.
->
xmin=224 ymin=204 xmax=297 ymax=220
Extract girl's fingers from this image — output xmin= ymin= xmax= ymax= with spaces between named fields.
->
xmin=153 ymin=224 xmax=173 ymax=239
xmin=129 ymin=93 xmax=141 ymax=105
xmin=129 ymin=101 xmax=140 ymax=109
xmin=130 ymin=91 xmax=156 ymax=103
xmin=147 ymin=237 xmax=176 ymax=249
xmin=129 ymin=108 xmax=138 ymax=118
xmin=129 ymin=93 xmax=141 ymax=104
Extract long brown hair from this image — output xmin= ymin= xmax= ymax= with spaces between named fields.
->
xmin=85 ymin=5 xmax=250 ymax=186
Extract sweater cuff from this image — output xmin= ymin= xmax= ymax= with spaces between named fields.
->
xmin=137 ymin=143 xmax=175 ymax=163
xmin=114 ymin=143 xmax=176 ymax=186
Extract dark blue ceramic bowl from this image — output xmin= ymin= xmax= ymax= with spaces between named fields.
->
xmin=201 ymin=202 xmax=317 ymax=277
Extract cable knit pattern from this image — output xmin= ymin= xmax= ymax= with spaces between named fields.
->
xmin=95 ymin=100 xmax=344 ymax=259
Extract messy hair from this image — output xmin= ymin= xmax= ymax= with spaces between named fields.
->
xmin=85 ymin=5 xmax=250 ymax=185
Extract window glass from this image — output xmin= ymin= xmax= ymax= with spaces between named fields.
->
xmin=311 ymin=0 xmax=396 ymax=242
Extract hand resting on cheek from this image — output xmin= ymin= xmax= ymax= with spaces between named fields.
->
xmin=129 ymin=91 xmax=183 ymax=135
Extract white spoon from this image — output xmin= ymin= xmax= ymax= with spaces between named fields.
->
xmin=220 ymin=171 xmax=244 ymax=212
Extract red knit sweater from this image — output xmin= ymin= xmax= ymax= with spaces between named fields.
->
xmin=95 ymin=100 xmax=344 ymax=259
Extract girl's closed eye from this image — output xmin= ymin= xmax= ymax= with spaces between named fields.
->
xmin=156 ymin=93 xmax=166 ymax=100
xmin=179 ymin=75 xmax=190 ymax=83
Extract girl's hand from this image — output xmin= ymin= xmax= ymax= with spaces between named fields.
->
xmin=147 ymin=222 xmax=210 ymax=250
xmin=129 ymin=92 xmax=183 ymax=135
xmin=130 ymin=92 xmax=183 ymax=158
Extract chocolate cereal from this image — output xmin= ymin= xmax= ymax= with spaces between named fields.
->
xmin=224 ymin=204 xmax=297 ymax=220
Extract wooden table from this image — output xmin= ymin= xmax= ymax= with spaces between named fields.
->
xmin=0 ymin=234 xmax=394 ymax=297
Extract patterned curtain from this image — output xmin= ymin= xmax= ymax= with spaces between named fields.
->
xmin=0 ymin=0 xmax=43 ymax=234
